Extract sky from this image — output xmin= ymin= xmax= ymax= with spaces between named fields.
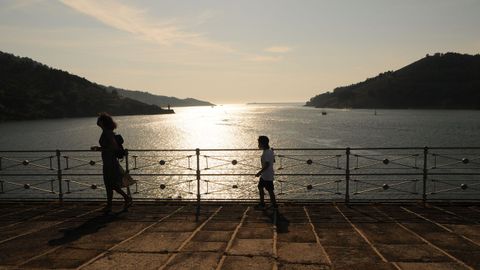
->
xmin=0 ymin=0 xmax=479 ymax=104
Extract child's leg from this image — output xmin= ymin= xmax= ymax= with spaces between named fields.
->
xmin=267 ymin=189 xmax=277 ymax=207
xmin=258 ymin=180 xmax=265 ymax=205
xmin=258 ymin=186 xmax=265 ymax=205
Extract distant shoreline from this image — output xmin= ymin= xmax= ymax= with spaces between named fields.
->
xmin=307 ymin=106 xmax=480 ymax=111
xmin=0 ymin=110 xmax=175 ymax=123
xmin=246 ymin=102 xmax=304 ymax=105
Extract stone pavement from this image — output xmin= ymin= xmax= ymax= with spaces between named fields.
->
xmin=0 ymin=202 xmax=479 ymax=269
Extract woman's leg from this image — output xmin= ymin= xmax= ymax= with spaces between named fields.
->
xmin=113 ymin=185 xmax=129 ymax=200
xmin=105 ymin=182 xmax=113 ymax=210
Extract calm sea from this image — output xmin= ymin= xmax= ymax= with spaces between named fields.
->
xmin=1 ymin=104 xmax=479 ymax=201
xmin=1 ymin=104 xmax=480 ymax=150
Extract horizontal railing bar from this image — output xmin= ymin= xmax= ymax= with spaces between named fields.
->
xmin=1 ymin=198 xmax=479 ymax=203
xmin=2 ymin=173 xmax=478 ymax=176
xmin=428 ymin=173 xmax=480 ymax=175
xmin=0 ymin=172 xmax=480 ymax=177
xmin=0 ymin=174 xmax=58 ymax=176
xmin=2 ymin=146 xmax=480 ymax=153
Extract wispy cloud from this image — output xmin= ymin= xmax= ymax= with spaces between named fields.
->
xmin=59 ymin=0 xmax=235 ymax=52
xmin=265 ymin=46 xmax=292 ymax=53
xmin=247 ymin=55 xmax=283 ymax=62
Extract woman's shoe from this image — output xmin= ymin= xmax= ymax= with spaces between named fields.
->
xmin=102 ymin=205 xmax=112 ymax=214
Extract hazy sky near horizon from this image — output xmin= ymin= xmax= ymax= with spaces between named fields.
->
xmin=1 ymin=0 xmax=479 ymax=103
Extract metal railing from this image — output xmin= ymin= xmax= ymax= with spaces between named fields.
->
xmin=1 ymin=147 xmax=479 ymax=204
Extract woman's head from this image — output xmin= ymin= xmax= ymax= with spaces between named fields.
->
xmin=258 ymin=135 xmax=270 ymax=149
xmin=97 ymin=112 xmax=117 ymax=130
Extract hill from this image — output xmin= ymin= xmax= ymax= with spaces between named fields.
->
xmin=0 ymin=51 xmax=174 ymax=121
xmin=306 ymin=53 xmax=480 ymax=109
xmin=106 ymin=87 xmax=214 ymax=108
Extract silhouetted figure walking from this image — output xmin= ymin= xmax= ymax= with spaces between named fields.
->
xmin=255 ymin=136 xmax=277 ymax=209
xmin=91 ymin=113 xmax=132 ymax=213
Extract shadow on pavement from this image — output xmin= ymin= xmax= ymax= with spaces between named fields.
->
xmin=48 ymin=212 xmax=120 ymax=246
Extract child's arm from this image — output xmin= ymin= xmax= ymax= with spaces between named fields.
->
xmin=255 ymin=162 xmax=270 ymax=177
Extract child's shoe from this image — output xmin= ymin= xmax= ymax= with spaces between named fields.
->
xmin=254 ymin=203 xmax=266 ymax=210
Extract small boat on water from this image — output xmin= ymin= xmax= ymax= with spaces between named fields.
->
xmin=321 ymin=111 xmax=327 ymax=115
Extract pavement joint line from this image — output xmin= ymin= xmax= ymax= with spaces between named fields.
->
xmin=215 ymin=206 xmax=250 ymax=270
xmin=273 ymin=208 xmax=278 ymax=258
xmin=75 ymin=205 xmax=186 ymax=270
xmin=431 ymin=205 xmax=480 ymax=225
xmin=303 ymin=206 xmax=332 ymax=266
xmin=158 ymin=206 xmax=223 ymax=270
xmin=0 ymin=205 xmax=105 ymax=245
xmin=334 ymin=205 xmax=402 ymax=270
xmin=0 ymin=204 xmax=42 ymax=218
xmin=272 ymin=260 xmax=278 ymax=270
xmin=374 ymin=206 xmax=474 ymax=270
xmin=0 ymin=204 xmax=66 ymax=229
xmin=468 ymin=206 xmax=480 ymax=214
xmin=272 ymin=208 xmax=278 ymax=270
xmin=401 ymin=206 xmax=480 ymax=247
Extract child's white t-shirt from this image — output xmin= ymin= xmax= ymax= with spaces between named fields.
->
xmin=260 ymin=149 xmax=275 ymax=181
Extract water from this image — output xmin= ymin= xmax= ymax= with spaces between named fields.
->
xmin=1 ymin=104 xmax=480 ymax=150
xmin=1 ymin=104 xmax=479 ymax=201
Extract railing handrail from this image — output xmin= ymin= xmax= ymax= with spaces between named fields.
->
xmin=2 ymin=146 xmax=480 ymax=153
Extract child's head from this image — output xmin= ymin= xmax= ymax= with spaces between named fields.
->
xmin=258 ymin=136 xmax=270 ymax=149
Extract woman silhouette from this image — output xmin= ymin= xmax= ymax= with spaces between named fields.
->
xmin=91 ymin=113 xmax=132 ymax=213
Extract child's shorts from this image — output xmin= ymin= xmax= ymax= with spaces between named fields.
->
xmin=258 ymin=178 xmax=274 ymax=191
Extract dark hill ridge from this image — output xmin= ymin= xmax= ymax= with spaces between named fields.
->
xmin=306 ymin=53 xmax=480 ymax=109
xmin=106 ymin=87 xmax=214 ymax=108
xmin=0 ymin=51 xmax=174 ymax=121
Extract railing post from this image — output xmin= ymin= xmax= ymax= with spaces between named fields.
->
xmin=345 ymin=147 xmax=350 ymax=205
xmin=56 ymin=150 xmax=63 ymax=202
xmin=125 ymin=149 xmax=131 ymax=197
xmin=195 ymin=148 xmax=201 ymax=222
xmin=422 ymin=146 xmax=429 ymax=203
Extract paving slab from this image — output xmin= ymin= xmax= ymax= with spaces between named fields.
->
xmin=23 ymin=246 xmax=101 ymax=269
xmin=203 ymin=222 xmax=238 ymax=231
xmin=163 ymin=252 xmax=221 ymax=270
xmin=236 ymin=227 xmax=272 ymax=239
xmin=183 ymin=241 xmax=227 ymax=252
xmin=396 ymin=262 xmax=470 ymax=270
xmin=192 ymin=230 xmax=233 ymax=242
xmin=277 ymin=224 xmax=316 ymax=243
xmin=116 ymin=232 xmax=190 ymax=252
xmin=375 ymin=244 xmax=449 ymax=263
xmin=322 ymin=246 xmax=384 ymax=269
xmin=314 ymin=227 xmax=372 ymax=247
xmin=228 ymin=238 xmax=273 ymax=256
xmin=83 ymin=251 xmax=169 ymax=270
xmin=277 ymin=242 xmax=330 ymax=264
xmin=221 ymin=255 xmax=274 ymax=270
xmin=278 ymin=263 xmax=331 ymax=270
